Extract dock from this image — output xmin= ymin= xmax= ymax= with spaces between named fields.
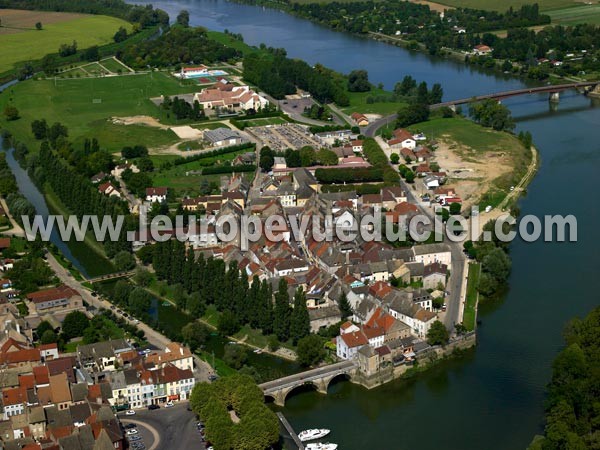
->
xmin=277 ymin=412 xmax=304 ymax=450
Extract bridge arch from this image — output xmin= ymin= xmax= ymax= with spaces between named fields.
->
xmin=281 ymin=381 xmax=320 ymax=404
xmin=323 ymin=372 xmax=352 ymax=392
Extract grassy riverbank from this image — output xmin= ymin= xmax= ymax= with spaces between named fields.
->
xmin=463 ymin=263 xmax=480 ymax=331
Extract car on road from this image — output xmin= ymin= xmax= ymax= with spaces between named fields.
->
xmin=126 ymin=429 xmax=138 ymax=436
xmin=123 ymin=313 xmax=129 ymax=318
xmin=116 ymin=309 xmax=122 ymax=314
xmin=125 ymin=410 xmax=135 ymax=416
xmin=165 ymin=401 xmax=174 ymax=408
xmin=128 ymin=435 xmax=142 ymax=442
xmin=208 ymin=374 xmax=218 ymax=382
xmin=110 ymin=305 xmax=116 ymax=310
xmin=147 ymin=404 xmax=160 ymax=410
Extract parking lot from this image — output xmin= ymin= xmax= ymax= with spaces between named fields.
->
xmin=119 ymin=402 xmax=203 ymax=450
xmin=246 ymin=123 xmax=321 ymax=151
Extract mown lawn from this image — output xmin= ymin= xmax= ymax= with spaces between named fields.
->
xmin=206 ymin=31 xmax=258 ymax=56
xmin=342 ymin=88 xmax=407 ymax=116
xmin=0 ymin=13 xmax=132 ymax=73
xmin=0 ymin=73 xmax=194 ymax=152
xmin=463 ymin=263 xmax=480 ymax=331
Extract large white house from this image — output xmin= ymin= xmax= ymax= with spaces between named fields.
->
xmin=193 ymin=81 xmax=269 ymax=111
xmin=412 ymin=243 xmax=452 ymax=270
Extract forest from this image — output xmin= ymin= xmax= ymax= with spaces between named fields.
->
xmin=118 ymin=26 xmax=242 ymax=69
xmin=243 ymin=51 xmax=350 ymax=105
xmin=528 ymin=306 xmax=600 ymax=450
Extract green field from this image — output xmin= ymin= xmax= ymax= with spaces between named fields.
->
xmin=342 ymin=88 xmax=407 ymax=116
xmin=206 ymin=31 xmax=258 ymax=55
xmin=235 ymin=117 xmax=289 ymax=127
xmin=547 ymin=4 xmax=600 ymax=24
xmin=0 ymin=72 xmax=197 ymax=152
xmin=463 ymin=263 xmax=480 ymax=331
xmin=0 ymin=14 xmax=131 ymax=73
xmin=433 ymin=0 xmax=579 ymax=11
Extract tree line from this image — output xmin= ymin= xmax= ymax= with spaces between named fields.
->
xmin=243 ymin=50 xmax=350 ymax=105
xmin=527 ymin=306 xmax=600 ymax=450
xmin=145 ymin=240 xmax=312 ymax=346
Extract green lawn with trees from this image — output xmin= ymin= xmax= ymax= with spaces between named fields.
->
xmin=0 ymin=72 xmax=191 ymax=152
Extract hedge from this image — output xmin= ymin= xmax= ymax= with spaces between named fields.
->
xmin=172 ymin=142 xmax=255 ymax=166
xmin=315 ymin=167 xmax=383 ymax=184
xmin=202 ymin=164 xmax=256 ymax=175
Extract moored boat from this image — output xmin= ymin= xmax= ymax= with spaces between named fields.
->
xmin=305 ymin=443 xmax=338 ymax=450
xmin=298 ymin=429 xmax=330 ymax=442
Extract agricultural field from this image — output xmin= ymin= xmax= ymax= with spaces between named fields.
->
xmin=431 ymin=0 xmax=582 ymax=11
xmin=0 ymin=9 xmax=132 ymax=73
xmin=0 ymin=72 xmax=198 ymax=152
xmin=547 ymin=4 xmax=600 ymax=24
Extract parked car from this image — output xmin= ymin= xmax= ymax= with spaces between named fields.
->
xmin=148 ymin=404 xmax=160 ymax=410
xmin=165 ymin=401 xmax=174 ymax=408
xmin=124 ymin=423 xmax=136 ymax=429
xmin=125 ymin=410 xmax=135 ymax=416
xmin=126 ymin=429 xmax=138 ymax=436
xmin=208 ymin=374 xmax=218 ymax=382
xmin=128 ymin=435 xmax=142 ymax=442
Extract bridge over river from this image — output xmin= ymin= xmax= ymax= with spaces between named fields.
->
xmin=364 ymin=81 xmax=599 ymax=137
xmin=259 ymin=360 xmax=358 ymax=406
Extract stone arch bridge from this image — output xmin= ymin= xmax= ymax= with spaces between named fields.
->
xmin=259 ymin=361 xmax=358 ymax=406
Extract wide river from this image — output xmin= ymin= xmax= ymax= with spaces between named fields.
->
xmin=24 ymin=0 xmax=600 ymax=448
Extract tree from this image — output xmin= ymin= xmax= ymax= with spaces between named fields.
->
xmin=273 ymin=279 xmax=291 ymax=342
xmin=36 ymin=321 xmax=54 ymax=339
xmin=426 ymin=320 xmax=449 ymax=346
xmin=469 ymin=99 xmax=515 ymax=131
xmin=348 ymin=69 xmax=370 ymax=92
xmin=259 ymin=146 xmax=274 ymax=172
xmin=217 ymin=310 xmax=240 ymax=336
xmin=41 ymin=329 xmax=58 ymax=345
xmin=176 ymin=10 xmax=190 ymax=27
xmin=181 ymin=321 xmax=209 ymax=351
xmin=290 ymin=288 xmax=310 ymax=345
xmin=35 ymin=22 xmax=42 ymax=30
xmin=113 ymin=250 xmax=135 ymax=271
xmin=429 ymin=83 xmax=444 ymax=104
xmin=223 ymin=344 xmax=248 ymax=369
xmin=31 ymin=119 xmax=48 ymax=140
xmin=61 ymin=311 xmax=89 ymax=340
xmin=482 ymin=247 xmax=511 ymax=283
xmin=128 ymin=288 xmax=151 ymax=318
xmin=297 ymin=335 xmax=326 ymax=366
xmin=449 ymin=202 xmax=461 ymax=215
xmin=3 ymin=106 xmax=19 ymax=121
xmin=395 ymin=75 xmax=416 ymax=96
xmin=396 ymin=103 xmax=429 ymax=128
xmin=133 ymin=267 xmax=153 ymax=287
xmin=338 ymin=292 xmax=353 ymax=319
xmin=390 ymin=153 xmax=400 ymax=164
xmin=113 ymin=27 xmax=128 ymax=43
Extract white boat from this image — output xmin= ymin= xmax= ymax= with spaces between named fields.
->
xmin=298 ymin=429 xmax=330 ymax=442
xmin=305 ymin=443 xmax=338 ymax=450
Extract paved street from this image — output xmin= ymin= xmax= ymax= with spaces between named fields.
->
xmin=119 ymin=403 xmax=203 ymax=450
xmin=44 ymin=252 xmax=213 ymax=382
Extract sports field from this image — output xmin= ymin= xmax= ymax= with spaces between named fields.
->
xmin=0 ymin=73 xmax=196 ymax=152
xmin=0 ymin=9 xmax=131 ymax=73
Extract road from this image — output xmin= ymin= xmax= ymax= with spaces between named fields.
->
xmin=0 ymin=197 xmax=25 ymax=237
xmin=44 ymin=252 xmax=213 ymax=382
xmin=119 ymin=403 xmax=202 ymax=450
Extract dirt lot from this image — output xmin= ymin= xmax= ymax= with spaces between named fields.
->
xmin=0 ymin=9 xmax=87 ymax=35
xmin=111 ymin=115 xmax=170 ymax=129
xmin=434 ymin=140 xmax=512 ymax=210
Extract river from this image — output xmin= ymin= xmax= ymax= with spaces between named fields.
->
xmin=127 ymin=1 xmax=600 ymax=449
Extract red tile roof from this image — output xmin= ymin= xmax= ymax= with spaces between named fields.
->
xmin=26 ymin=285 xmax=79 ymax=303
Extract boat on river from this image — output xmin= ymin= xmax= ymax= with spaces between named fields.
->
xmin=298 ymin=429 xmax=330 ymax=442
xmin=305 ymin=443 xmax=338 ymax=450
